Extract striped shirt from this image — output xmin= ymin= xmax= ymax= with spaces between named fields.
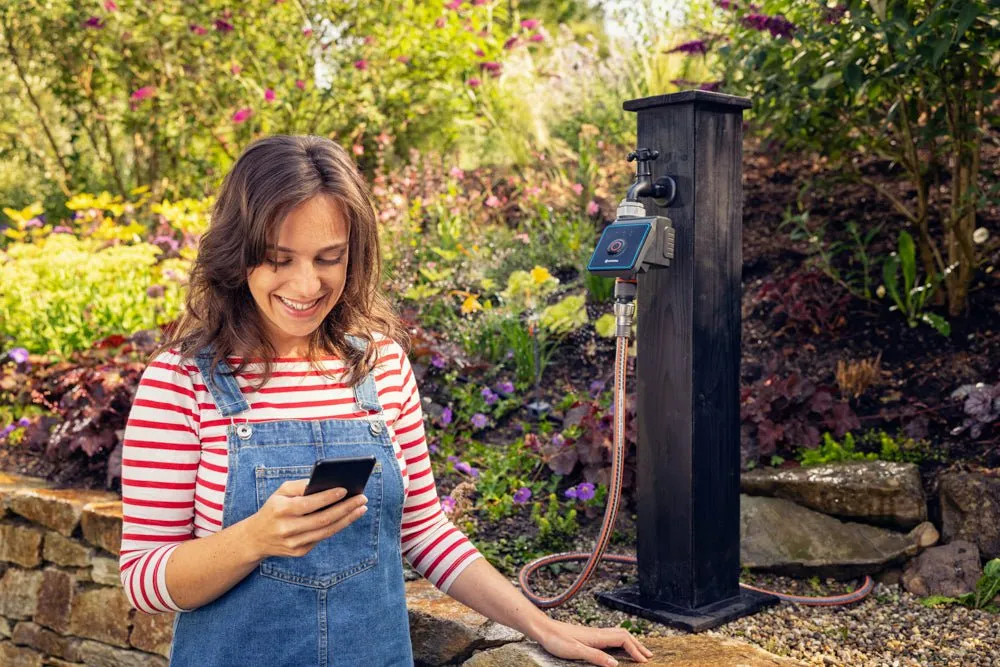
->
xmin=118 ymin=335 xmax=482 ymax=614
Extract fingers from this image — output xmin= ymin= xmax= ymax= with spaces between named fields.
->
xmin=290 ymin=500 xmax=369 ymax=551
xmin=593 ymin=628 xmax=652 ymax=665
xmin=301 ymin=493 xmax=367 ymax=533
xmin=275 ymin=479 xmax=310 ymax=497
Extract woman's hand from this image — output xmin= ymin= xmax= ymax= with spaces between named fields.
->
xmin=243 ymin=479 xmax=369 ymax=560
xmin=534 ymin=618 xmax=653 ymax=666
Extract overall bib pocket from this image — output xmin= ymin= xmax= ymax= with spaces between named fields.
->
xmin=254 ymin=461 xmax=383 ymax=588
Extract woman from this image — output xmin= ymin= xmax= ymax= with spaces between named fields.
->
xmin=118 ymin=135 xmax=652 ymax=667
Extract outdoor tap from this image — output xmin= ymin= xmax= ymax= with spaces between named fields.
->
xmin=588 ymin=148 xmax=677 ymax=280
xmin=625 ymin=149 xmax=676 ymax=208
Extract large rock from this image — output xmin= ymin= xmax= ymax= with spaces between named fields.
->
xmin=7 ymin=489 xmax=118 ymax=537
xmin=741 ymin=495 xmax=921 ymax=578
xmin=463 ymin=636 xmax=805 ymax=666
xmin=80 ymin=501 xmax=123 ymax=555
xmin=939 ymin=469 xmax=1000 ymax=559
xmin=406 ymin=579 xmax=523 ymax=666
xmin=902 ymin=540 xmax=982 ymax=598
xmin=741 ymin=461 xmax=927 ymax=529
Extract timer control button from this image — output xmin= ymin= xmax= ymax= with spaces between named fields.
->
xmin=607 ymin=238 xmax=626 ymax=256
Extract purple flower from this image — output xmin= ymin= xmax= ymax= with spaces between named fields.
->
xmin=742 ymin=13 xmax=796 ymax=38
xmin=84 ymin=16 xmax=105 ymax=29
xmin=497 ymin=380 xmax=515 ymax=395
xmin=429 ymin=443 xmax=440 ymax=454
xmin=431 ymin=354 xmax=447 ymax=369
xmin=440 ymin=496 xmax=456 ymax=514
xmin=576 ymin=482 xmax=596 ymax=501
xmin=447 ymin=455 xmax=459 ymax=463
xmin=51 ymin=226 xmax=73 ymax=234
xmin=563 ymin=486 xmax=578 ymax=499
xmin=470 ymin=413 xmax=488 ymax=429
xmin=455 ymin=461 xmax=480 ymax=478
xmin=440 ymin=407 xmax=453 ymax=425
xmin=215 ymin=18 xmax=234 ymax=32
xmin=146 ymin=284 xmax=165 ymax=299
xmin=551 ymin=433 xmax=566 ymax=447
xmin=481 ymin=387 xmax=498 ymax=405
xmin=16 ymin=417 xmax=30 ymax=428
xmin=513 ymin=487 xmax=532 ymax=504
xmin=699 ymin=82 xmax=722 ymax=92
xmin=1 ymin=424 xmax=14 ymax=439
xmin=668 ymin=40 xmax=707 ymax=55
xmin=8 ymin=347 xmax=29 ymax=364
xmin=588 ymin=379 xmax=606 ymax=397
xmin=151 ymin=234 xmax=179 ymax=251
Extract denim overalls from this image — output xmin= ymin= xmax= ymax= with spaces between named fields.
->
xmin=169 ymin=337 xmax=414 ymax=667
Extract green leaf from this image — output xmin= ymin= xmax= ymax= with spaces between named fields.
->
xmin=882 ymin=256 xmax=902 ymax=308
xmin=843 ymin=63 xmax=863 ymax=90
xmin=955 ymin=4 xmax=980 ymax=40
xmin=921 ymin=312 xmax=951 ymax=337
xmin=931 ymin=38 xmax=950 ymax=67
xmin=898 ymin=231 xmax=917 ymax=294
xmin=812 ymin=72 xmax=843 ymax=90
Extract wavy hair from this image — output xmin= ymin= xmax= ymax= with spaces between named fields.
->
xmin=150 ymin=134 xmax=408 ymax=390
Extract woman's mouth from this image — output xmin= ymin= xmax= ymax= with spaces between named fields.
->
xmin=275 ymin=295 xmax=324 ymax=317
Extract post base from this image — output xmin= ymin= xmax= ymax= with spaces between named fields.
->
xmin=595 ymin=585 xmax=779 ymax=633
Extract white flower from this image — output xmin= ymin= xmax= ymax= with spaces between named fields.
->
xmin=876 ymin=285 xmax=886 ymax=298
xmin=973 ymin=227 xmax=989 ymax=244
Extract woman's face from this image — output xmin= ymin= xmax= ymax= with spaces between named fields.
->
xmin=247 ymin=194 xmax=349 ymax=357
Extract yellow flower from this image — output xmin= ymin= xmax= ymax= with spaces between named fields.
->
xmin=461 ymin=294 xmax=483 ymax=314
xmin=530 ymin=266 xmax=553 ymax=285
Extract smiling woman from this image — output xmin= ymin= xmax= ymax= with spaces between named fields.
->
xmin=246 ymin=195 xmax=350 ymax=357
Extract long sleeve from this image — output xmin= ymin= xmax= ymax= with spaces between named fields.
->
xmin=118 ymin=350 xmax=201 ymax=614
xmin=394 ymin=351 xmax=483 ymax=594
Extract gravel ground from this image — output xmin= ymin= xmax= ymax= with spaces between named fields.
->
xmin=472 ymin=539 xmax=1000 ymax=667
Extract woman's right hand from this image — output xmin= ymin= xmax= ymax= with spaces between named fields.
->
xmin=243 ymin=479 xmax=369 ymax=561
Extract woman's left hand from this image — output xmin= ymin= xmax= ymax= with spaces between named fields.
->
xmin=534 ymin=618 xmax=654 ymax=666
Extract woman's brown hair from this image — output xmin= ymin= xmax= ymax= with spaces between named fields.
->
xmin=150 ymin=134 xmax=408 ymax=390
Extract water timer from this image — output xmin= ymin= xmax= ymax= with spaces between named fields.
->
xmin=587 ymin=217 xmax=674 ymax=278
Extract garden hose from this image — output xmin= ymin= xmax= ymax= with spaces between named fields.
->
xmin=517 ymin=278 xmax=875 ymax=610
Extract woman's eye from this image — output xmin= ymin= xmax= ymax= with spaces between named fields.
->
xmin=318 ymin=257 xmax=343 ymax=265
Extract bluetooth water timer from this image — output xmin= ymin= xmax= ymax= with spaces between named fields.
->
xmin=587 ymin=216 xmax=675 ymax=278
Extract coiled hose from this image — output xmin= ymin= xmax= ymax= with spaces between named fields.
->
xmin=517 ymin=281 xmax=874 ymax=610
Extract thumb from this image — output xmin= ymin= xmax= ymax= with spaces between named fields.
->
xmin=275 ymin=479 xmax=310 ymax=497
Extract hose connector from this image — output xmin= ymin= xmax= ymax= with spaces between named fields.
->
xmin=613 ymin=279 xmax=637 ymax=338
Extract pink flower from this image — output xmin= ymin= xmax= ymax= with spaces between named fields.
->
xmin=232 ymin=108 xmax=252 ymax=123
xmin=480 ymin=61 xmax=501 ymax=73
xmin=668 ymin=39 xmax=708 ymax=55
xmin=215 ymin=18 xmax=234 ymax=32
xmin=130 ymin=86 xmax=156 ymax=101
xmin=513 ymin=232 xmax=530 ymax=244
xmin=104 ymin=0 xmax=118 ymax=10
xmin=435 ymin=16 xmax=446 ymax=28
xmin=503 ymin=36 xmax=519 ymax=50
xmin=190 ymin=24 xmax=207 ymax=35
xmin=474 ymin=48 xmax=485 ymax=57
xmin=473 ymin=0 xmax=488 ymax=4
xmin=520 ymin=18 xmax=539 ymax=30
xmin=303 ymin=28 xmax=313 ymax=37
xmin=485 ymin=195 xmax=501 ymax=208
xmin=445 ymin=0 xmax=462 ymax=9
xmin=354 ymin=59 xmax=368 ymax=70
xmin=396 ymin=55 xmax=411 ymax=64
xmin=352 ymin=144 xmax=364 ymax=155
xmin=264 ymin=88 xmax=276 ymax=102
xmin=528 ymin=32 xmax=544 ymax=42
xmin=230 ymin=64 xmax=242 ymax=75
xmin=572 ymin=183 xmax=584 ymax=195
xmin=525 ymin=186 xmax=541 ymax=196
xmin=450 ymin=167 xmax=465 ymax=179
xmin=466 ymin=78 xmax=481 ymax=88
xmin=84 ymin=16 xmax=105 ymax=29
xmin=364 ymin=36 xmax=375 ymax=45
xmin=295 ymin=79 xmax=306 ymax=89
xmin=587 ymin=200 xmax=600 ymax=216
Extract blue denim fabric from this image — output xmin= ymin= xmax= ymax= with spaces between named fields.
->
xmin=169 ymin=336 xmax=414 ymax=667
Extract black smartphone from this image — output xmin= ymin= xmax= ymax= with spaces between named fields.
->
xmin=304 ymin=455 xmax=376 ymax=501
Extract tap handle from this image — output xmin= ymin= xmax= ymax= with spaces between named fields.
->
xmin=627 ymin=148 xmax=660 ymax=163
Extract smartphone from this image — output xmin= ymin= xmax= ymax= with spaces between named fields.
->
xmin=304 ymin=455 xmax=377 ymax=501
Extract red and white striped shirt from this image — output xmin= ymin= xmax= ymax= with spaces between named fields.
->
xmin=118 ymin=335 xmax=482 ymax=614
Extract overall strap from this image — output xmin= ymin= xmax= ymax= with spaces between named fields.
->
xmin=345 ymin=335 xmax=383 ymax=414
xmin=192 ymin=345 xmax=251 ymax=417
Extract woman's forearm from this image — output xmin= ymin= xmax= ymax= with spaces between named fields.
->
xmin=163 ymin=518 xmax=262 ymax=611
xmin=444 ymin=557 xmax=555 ymax=642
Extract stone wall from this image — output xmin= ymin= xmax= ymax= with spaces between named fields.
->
xmin=0 ymin=472 xmax=171 ymax=667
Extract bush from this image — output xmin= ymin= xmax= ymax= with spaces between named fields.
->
xmin=0 ymin=235 xmax=183 ymax=356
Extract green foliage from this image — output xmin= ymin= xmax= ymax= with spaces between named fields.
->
xmin=0 ymin=0 xmax=525 ymax=201
xmin=799 ymin=432 xmax=876 ymax=466
xmin=500 ymin=266 xmax=560 ymax=313
xmin=0 ymin=236 xmax=183 ymax=356
xmin=882 ymin=230 xmax=950 ymax=336
xmin=583 ymin=271 xmax=615 ymax=304
xmin=539 ymin=293 xmax=588 ymax=335
xmin=715 ymin=0 xmax=999 ymax=316
xmin=530 ymin=491 xmax=578 ymax=548
xmin=920 ymin=559 xmax=1000 ymax=612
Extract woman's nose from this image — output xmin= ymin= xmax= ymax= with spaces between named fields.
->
xmin=291 ymin=263 xmax=323 ymax=297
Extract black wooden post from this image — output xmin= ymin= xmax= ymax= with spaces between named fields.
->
xmin=594 ymin=91 xmax=778 ymax=632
